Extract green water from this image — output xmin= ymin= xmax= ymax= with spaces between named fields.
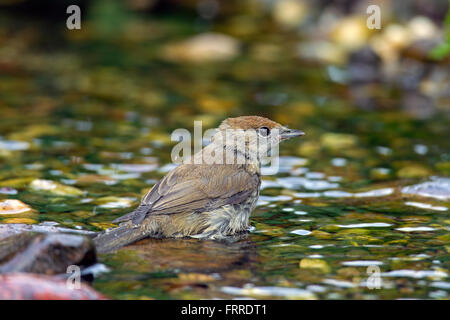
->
xmin=0 ymin=9 xmax=449 ymax=299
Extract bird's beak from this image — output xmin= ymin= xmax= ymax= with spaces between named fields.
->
xmin=280 ymin=128 xmax=305 ymax=140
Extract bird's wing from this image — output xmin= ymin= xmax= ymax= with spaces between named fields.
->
xmin=113 ymin=164 xmax=260 ymax=225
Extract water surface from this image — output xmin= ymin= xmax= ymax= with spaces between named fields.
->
xmin=0 ymin=6 xmax=449 ymax=299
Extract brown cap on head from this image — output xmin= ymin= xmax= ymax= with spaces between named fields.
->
xmin=220 ymin=116 xmax=282 ymax=130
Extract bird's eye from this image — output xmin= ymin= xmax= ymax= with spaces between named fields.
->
xmin=258 ymin=126 xmax=271 ymax=137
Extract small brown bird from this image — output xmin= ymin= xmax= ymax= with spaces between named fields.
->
xmin=94 ymin=116 xmax=304 ymax=252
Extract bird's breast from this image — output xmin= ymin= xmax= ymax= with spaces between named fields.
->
xmin=189 ymin=187 xmax=259 ymax=240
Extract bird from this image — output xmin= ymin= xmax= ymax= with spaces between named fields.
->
xmin=94 ymin=116 xmax=304 ymax=252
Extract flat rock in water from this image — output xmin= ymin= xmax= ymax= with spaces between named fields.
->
xmin=0 ymin=223 xmax=96 ymax=241
xmin=401 ymin=177 xmax=450 ymax=200
xmin=0 ymin=199 xmax=33 ymax=215
xmin=0 ymin=232 xmax=96 ymax=274
xmin=118 ymin=237 xmax=257 ymax=273
xmin=0 ymin=273 xmax=106 ymax=300
xmin=163 ymin=33 xmax=240 ymax=63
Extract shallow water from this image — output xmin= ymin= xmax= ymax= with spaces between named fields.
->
xmin=0 ymin=7 xmax=449 ymax=299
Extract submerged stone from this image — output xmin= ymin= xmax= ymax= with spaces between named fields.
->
xmin=29 ymin=179 xmax=83 ymax=197
xmin=0 ymin=223 xmax=96 ymax=241
xmin=95 ymin=196 xmax=136 ymax=208
xmin=273 ymin=0 xmax=308 ymax=28
xmin=221 ymin=284 xmax=316 ymax=299
xmin=163 ymin=33 xmax=240 ymax=63
xmin=330 ymin=16 xmax=371 ymax=50
xmin=0 ymin=177 xmax=36 ymax=188
xmin=8 ymin=124 xmax=59 ymax=142
xmin=75 ymin=174 xmax=117 ymax=186
xmin=0 ymin=140 xmax=29 ymax=151
xmin=310 ymin=230 xmax=332 ymax=239
xmin=297 ymin=41 xmax=346 ymax=65
xmin=0 ymin=187 xmax=18 ymax=195
xmin=299 ymin=258 xmax=331 ymax=273
xmin=397 ymin=165 xmax=431 ymax=179
xmin=2 ymin=218 xmax=37 ymax=224
xmin=297 ymin=141 xmax=321 ymax=157
xmin=320 ymin=133 xmax=358 ymax=151
xmin=0 ymin=273 xmax=106 ymax=300
xmin=0 ymin=199 xmax=34 ymax=215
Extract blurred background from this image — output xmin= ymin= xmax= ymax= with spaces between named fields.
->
xmin=0 ymin=0 xmax=449 ymax=300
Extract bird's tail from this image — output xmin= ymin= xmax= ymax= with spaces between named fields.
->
xmin=93 ymin=223 xmax=148 ymax=254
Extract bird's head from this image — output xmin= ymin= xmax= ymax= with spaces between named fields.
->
xmin=209 ymin=116 xmax=305 ymax=163
xmin=218 ymin=116 xmax=304 ymax=141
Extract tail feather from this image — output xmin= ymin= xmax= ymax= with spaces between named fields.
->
xmin=93 ymin=224 xmax=148 ymax=253
xmin=112 ymin=205 xmax=150 ymax=224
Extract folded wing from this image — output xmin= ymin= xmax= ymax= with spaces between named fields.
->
xmin=113 ymin=164 xmax=260 ymax=225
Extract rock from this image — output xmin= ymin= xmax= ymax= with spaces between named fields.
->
xmin=273 ymin=0 xmax=308 ymax=28
xmin=337 ymin=228 xmax=371 ymax=236
xmin=221 ymin=284 xmax=316 ymax=300
xmin=0 ymin=223 xmax=96 ymax=241
xmin=401 ymin=91 xmax=435 ymax=119
xmin=370 ymin=168 xmax=391 ymax=180
xmin=320 ymin=133 xmax=358 ymax=151
xmin=75 ymin=174 xmax=116 ymax=186
xmin=401 ymin=177 xmax=450 ymax=200
xmin=0 ymin=233 xmax=96 ymax=274
xmin=383 ymin=24 xmax=412 ymax=50
xmin=397 ymin=60 xmax=427 ymax=91
xmin=348 ymin=46 xmax=382 ymax=84
xmin=297 ymin=41 xmax=346 ymax=65
xmin=8 ymin=124 xmax=59 ymax=142
xmin=299 ymin=258 xmax=331 ymax=273
xmin=0 ymin=273 xmax=106 ymax=300
xmin=436 ymin=162 xmax=450 ymax=175
xmin=163 ymin=33 xmax=240 ymax=63
xmin=196 ymin=95 xmax=235 ymax=114
xmin=0 ymin=177 xmax=35 ymax=188
xmin=310 ymin=230 xmax=332 ymax=239
xmin=407 ymin=16 xmax=440 ymax=42
xmin=2 ymin=218 xmax=37 ymax=224
xmin=397 ymin=165 xmax=432 ymax=179
xmin=371 ymin=19 xmax=440 ymax=64
xmin=250 ymin=43 xmax=283 ymax=62
xmin=0 ymin=199 xmax=34 ymax=215
xmin=337 ymin=267 xmax=360 ymax=278
xmin=0 ymin=140 xmax=29 ymax=151
xmin=0 ymin=149 xmax=12 ymax=158
xmin=89 ymin=222 xmax=117 ymax=230
xmin=177 ymin=272 xmax=217 ymax=283
xmin=0 ymin=187 xmax=18 ymax=195
xmin=29 ymin=179 xmax=83 ymax=197
xmin=95 ymin=196 xmax=135 ymax=209
xmin=330 ymin=16 xmax=371 ymax=50
xmin=420 ymin=69 xmax=450 ymax=102
xmin=403 ymin=39 xmax=442 ymax=61
xmin=370 ymin=27 xmax=406 ymax=63
xmin=109 ymin=237 xmax=257 ymax=273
